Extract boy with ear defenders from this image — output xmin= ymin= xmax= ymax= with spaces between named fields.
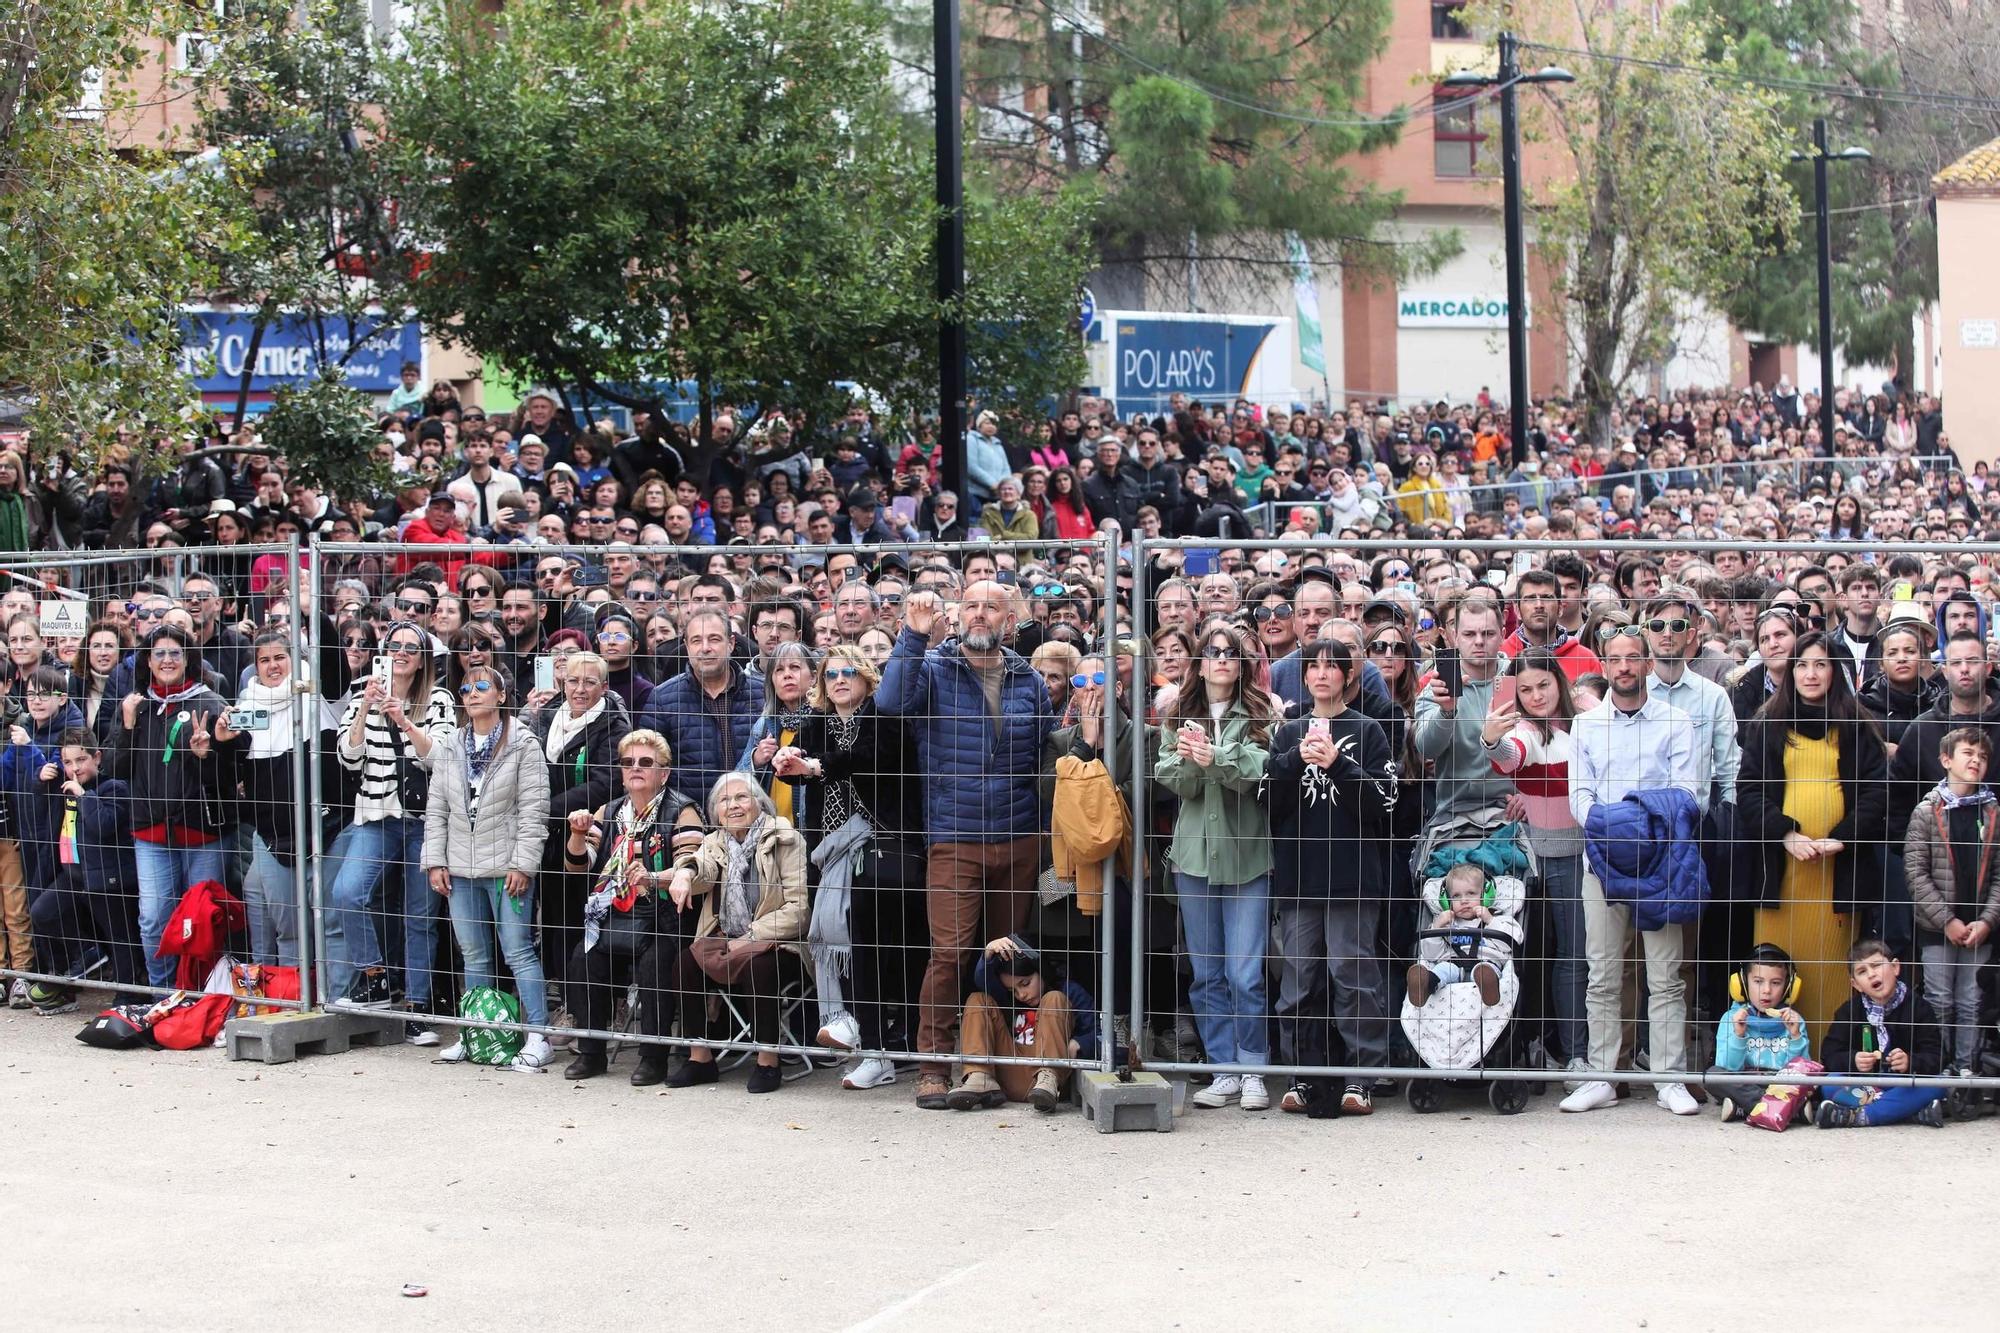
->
xmin=1708 ymin=943 xmax=1812 ymax=1123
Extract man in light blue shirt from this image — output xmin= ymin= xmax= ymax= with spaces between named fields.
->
xmin=1563 ymin=624 xmax=1702 ymax=1118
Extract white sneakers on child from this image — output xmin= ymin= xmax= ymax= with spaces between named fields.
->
xmin=1239 ymin=1074 xmax=1270 ymax=1111
xmin=1559 ymin=1080 xmax=1617 ymax=1113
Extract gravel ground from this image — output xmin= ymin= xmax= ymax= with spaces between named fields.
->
xmin=3 ymin=1001 xmax=1993 ymax=1331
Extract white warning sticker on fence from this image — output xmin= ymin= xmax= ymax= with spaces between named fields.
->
xmin=39 ymin=600 xmax=89 ymax=638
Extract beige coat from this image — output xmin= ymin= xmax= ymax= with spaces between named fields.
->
xmin=685 ymin=821 xmax=812 ymax=977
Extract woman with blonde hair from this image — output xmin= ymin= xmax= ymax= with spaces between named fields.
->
xmin=1157 ymin=618 xmax=1278 ymax=1111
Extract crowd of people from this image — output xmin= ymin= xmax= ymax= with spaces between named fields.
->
xmin=0 ymin=369 xmax=1992 ymax=1128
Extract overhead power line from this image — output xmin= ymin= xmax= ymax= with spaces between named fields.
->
xmin=1522 ymin=41 xmax=2000 ymax=116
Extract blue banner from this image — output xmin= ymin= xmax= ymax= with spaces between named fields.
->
xmin=1112 ymin=317 xmax=1277 ymax=412
xmin=178 ymin=309 xmax=423 ymax=395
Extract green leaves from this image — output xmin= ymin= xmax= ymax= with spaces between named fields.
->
xmin=252 ymin=369 xmax=394 ymax=502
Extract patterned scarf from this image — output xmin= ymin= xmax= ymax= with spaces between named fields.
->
xmin=580 ymin=790 xmax=664 ymax=953
xmin=719 ymin=817 xmax=766 ymax=938
xmin=820 ymin=710 xmax=869 ymax=834
xmin=1862 ymin=980 xmax=1908 ymax=1058
xmin=1932 ymin=780 xmax=1996 ymax=811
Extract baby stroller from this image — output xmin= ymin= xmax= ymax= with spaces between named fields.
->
xmin=1399 ymin=870 xmax=1541 ymax=1115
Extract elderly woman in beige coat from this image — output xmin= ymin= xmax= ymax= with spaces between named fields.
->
xmin=662 ymin=770 xmax=811 ymax=1093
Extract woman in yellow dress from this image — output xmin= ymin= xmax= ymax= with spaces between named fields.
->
xmin=1735 ymin=634 xmax=1886 ymax=1044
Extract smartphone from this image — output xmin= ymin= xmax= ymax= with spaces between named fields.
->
xmin=371 ymin=654 xmax=391 ymax=688
xmin=226 ymin=707 xmax=272 ymax=733
xmin=1891 ymin=581 xmax=1914 ymax=603
xmin=1490 ymin=676 xmax=1517 ymax=710
xmin=1483 ymin=569 xmax=1506 ymax=589
xmin=1307 ymin=716 xmax=1330 ymax=738
xmin=534 ymin=654 xmax=556 ymax=693
xmin=1434 ymin=648 xmax=1463 ymax=697
xmin=1183 ymin=549 xmax=1218 ymax=577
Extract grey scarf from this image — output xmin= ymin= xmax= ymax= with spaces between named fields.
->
xmin=719 ymin=817 xmax=766 ymax=938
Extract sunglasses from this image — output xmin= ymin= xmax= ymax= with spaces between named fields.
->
xmin=1645 ymin=618 xmax=1693 ymax=634
xmin=1366 ymin=639 xmax=1410 ymax=657
xmin=1383 ymin=565 xmax=1412 ymax=580
xmin=1203 ymin=646 xmax=1240 ymax=661
xmin=1071 ymin=670 xmax=1107 ymax=689
xmin=597 ymin=629 xmax=632 ymax=644
xmin=149 ymin=648 xmax=185 ymax=661
xmin=134 ymin=607 xmax=169 ymax=621
xmin=1602 ymin=624 xmax=1646 ymax=644
xmin=825 ymin=666 xmax=862 ymax=681
xmin=394 ymin=598 xmax=432 ymax=614
xmin=1251 ymin=603 xmax=1294 ymax=623
xmin=617 ymin=755 xmax=661 ymax=769
xmin=1029 ymin=583 xmax=1066 ymax=598
xmin=628 ymin=589 xmax=660 ymax=602
xmin=458 ymin=681 xmax=496 ymax=697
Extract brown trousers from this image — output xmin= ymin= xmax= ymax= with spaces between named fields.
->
xmin=915 ymin=837 xmax=1038 ymax=1055
xmin=959 ymin=990 xmax=1074 ymax=1102
xmin=0 ymin=837 xmax=29 ymax=971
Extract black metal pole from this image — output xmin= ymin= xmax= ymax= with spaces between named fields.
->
xmin=1499 ymin=32 xmax=1530 ymax=468
xmin=934 ymin=0 xmax=968 ymax=501
xmin=1812 ymin=117 xmax=1836 ymax=455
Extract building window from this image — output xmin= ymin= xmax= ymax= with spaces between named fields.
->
xmin=1432 ymin=2 xmax=1472 ymax=39
xmin=1433 ymin=86 xmax=1485 ymax=178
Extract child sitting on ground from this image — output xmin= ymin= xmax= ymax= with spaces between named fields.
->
xmin=1816 ymin=939 xmax=1947 ymax=1129
xmin=1708 ymin=943 xmax=1812 ymax=1123
xmin=949 ymin=935 xmax=1099 ymax=1115
xmin=1903 ymin=726 xmax=2000 ymax=1085
xmin=1407 ymin=862 xmax=1522 ymax=1008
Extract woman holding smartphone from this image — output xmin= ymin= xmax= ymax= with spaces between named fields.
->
xmin=1479 ymin=648 xmax=1588 ymax=1081
xmin=1157 ymin=620 xmax=1277 ymax=1112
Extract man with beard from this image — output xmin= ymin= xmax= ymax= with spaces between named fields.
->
xmin=1502 ymin=569 xmax=1601 ymax=681
xmin=878 ymin=582 xmax=1054 ymax=1111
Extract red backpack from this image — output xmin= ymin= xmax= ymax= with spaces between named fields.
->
xmin=155 ymin=881 xmax=247 ymax=989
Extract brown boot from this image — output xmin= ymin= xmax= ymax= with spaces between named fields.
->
xmin=1030 ymin=1069 xmax=1063 ymax=1112
xmin=1473 ymin=962 xmax=1502 ymax=1007
xmin=948 ymin=1071 xmax=1004 ymax=1111
xmin=915 ymin=1073 xmax=951 ymax=1110
xmin=1406 ymin=963 xmax=1434 ymax=1007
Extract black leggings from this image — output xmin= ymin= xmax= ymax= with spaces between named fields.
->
xmin=670 ymin=945 xmax=803 ymax=1047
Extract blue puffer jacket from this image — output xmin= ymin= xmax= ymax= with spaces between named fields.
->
xmin=876 ymin=627 xmax=1052 ymax=843
xmin=1583 ymin=786 xmax=1711 ymax=930
xmin=637 ymin=666 xmax=765 ymax=814
xmin=2 ymin=702 xmax=87 ymax=891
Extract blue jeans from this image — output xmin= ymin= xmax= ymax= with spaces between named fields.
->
xmin=1538 ymin=854 xmax=1588 ymax=1064
xmin=134 ymin=840 xmax=228 ymax=988
xmin=242 ymin=833 xmax=300 ymax=968
xmin=328 ymin=817 xmax=433 ymax=1007
xmin=1823 ymin=1084 xmax=1943 ymax=1125
xmin=447 ymin=874 xmax=549 ymax=1026
xmin=1175 ymin=871 xmax=1270 ymax=1066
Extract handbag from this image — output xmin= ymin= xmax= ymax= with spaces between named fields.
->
xmin=687 ymin=934 xmax=777 ymax=985
xmin=388 ymin=714 xmax=431 ymax=812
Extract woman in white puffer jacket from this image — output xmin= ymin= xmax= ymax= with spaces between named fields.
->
xmin=421 ymin=664 xmax=553 ymax=1067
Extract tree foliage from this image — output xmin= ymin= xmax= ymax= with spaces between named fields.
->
xmin=1465 ymin=0 xmax=1797 ymax=442
xmin=0 ymin=1 xmax=238 ymax=470
xmin=194 ymin=0 xmax=419 ymax=431
xmin=254 ymin=368 xmax=394 ymax=501
xmin=383 ymin=0 xmax=1090 ymax=480
xmin=901 ymin=0 xmax=1452 ymax=307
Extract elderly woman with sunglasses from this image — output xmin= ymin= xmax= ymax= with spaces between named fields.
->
xmin=329 ymin=618 xmax=458 ymax=1031
xmin=559 ymin=728 xmax=706 ymax=1084
xmin=419 ymin=665 xmax=552 ymax=1065
xmin=773 ymin=645 xmax=927 ymax=1088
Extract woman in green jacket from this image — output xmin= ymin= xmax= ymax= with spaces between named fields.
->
xmin=979 ymin=475 xmax=1042 ymax=542
xmin=1157 ymin=618 xmax=1277 ymax=1111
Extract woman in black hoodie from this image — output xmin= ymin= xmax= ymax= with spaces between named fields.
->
xmin=1857 ymin=617 xmax=1940 ymax=760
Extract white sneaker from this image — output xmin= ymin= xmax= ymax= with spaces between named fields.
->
xmin=1656 ymin=1082 xmax=1699 ymax=1116
xmin=1192 ymin=1074 xmax=1242 ymax=1108
xmin=1240 ymin=1074 xmax=1270 ymax=1111
xmin=842 ymin=1056 xmax=897 ymax=1089
xmin=1559 ymin=1080 xmax=1618 ymax=1113
xmin=816 ymin=1015 xmax=862 ymax=1050
xmin=1563 ymin=1057 xmax=1590 ymax=1094
xmin=438 ymin=1040 xmax=466 ymax=1064
xmin=510 ymin=1033 xmax=554 ymax=1071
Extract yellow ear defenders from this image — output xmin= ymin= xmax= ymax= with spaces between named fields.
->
xmin=1730 ymin=942 xmax=1802 ymax=1009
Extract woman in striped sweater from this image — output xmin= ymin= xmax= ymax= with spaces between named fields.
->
xmin=1479 ymin=648 xmax=1588 ymax=1080
xmin=330 ymin=619 xmax=456 ymax=1034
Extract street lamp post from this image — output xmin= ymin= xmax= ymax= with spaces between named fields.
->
xmin=1443 ymin=33 xmax=1572 ymax=466
xmin=1791 ymin=119 xmax=1871 ymax=454
xmin=933 ymin=0 xmax=968 ymax=501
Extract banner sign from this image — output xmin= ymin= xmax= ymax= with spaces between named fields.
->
xmin=178 ymin=308 xmax=422 ymax=394
xmin=1112 ymin=316 xmax=1278 ymax=408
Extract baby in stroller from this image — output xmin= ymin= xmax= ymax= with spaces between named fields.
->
xmin=1408 ymin=864 xmax=1524 ymax=1008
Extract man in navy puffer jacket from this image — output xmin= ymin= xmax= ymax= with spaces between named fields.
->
xmin=877 ymin=582 xmax=1054 ymax=1106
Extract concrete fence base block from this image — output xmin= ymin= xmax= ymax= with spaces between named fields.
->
xmin=225 ymin=1009 xmax=405 ymax=1065
xmin=1078 ymin=1071 xmax=1174 ymax=1133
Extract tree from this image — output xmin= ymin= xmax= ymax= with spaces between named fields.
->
xmin=383 ymin=0 xmax=1088 ymax=482
xmin=901 ymin=0 xmax=1454 ymax=308
xmin=0 ymin=1 xmax=239 ymax=471
xmin=1687 ymin=0 xmax=1936 ymax=380
xmin=194 ymin=0 xmax=421 ymax=433
xmin=256 ymin=369 xmax=395 ymax=502
xmin=1464 ymin=1 xmax=1797 ymax=442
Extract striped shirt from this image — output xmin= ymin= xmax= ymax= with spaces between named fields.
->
xmin=338 ymin=686 xmax=457 ymax=823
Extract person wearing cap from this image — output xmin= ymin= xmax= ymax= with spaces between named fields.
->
xmin=837 ymin=487 xmax=903 ymax=545
xmin=964 ymin=409 xmax=1010 ymax=513
xmin=517 ymin=387 xmax=575 ymax=461
xmin=1082 ymin=431 xmax=1140 ymax=532
xmin=398 ymin=490 xmax=500 ymax=589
